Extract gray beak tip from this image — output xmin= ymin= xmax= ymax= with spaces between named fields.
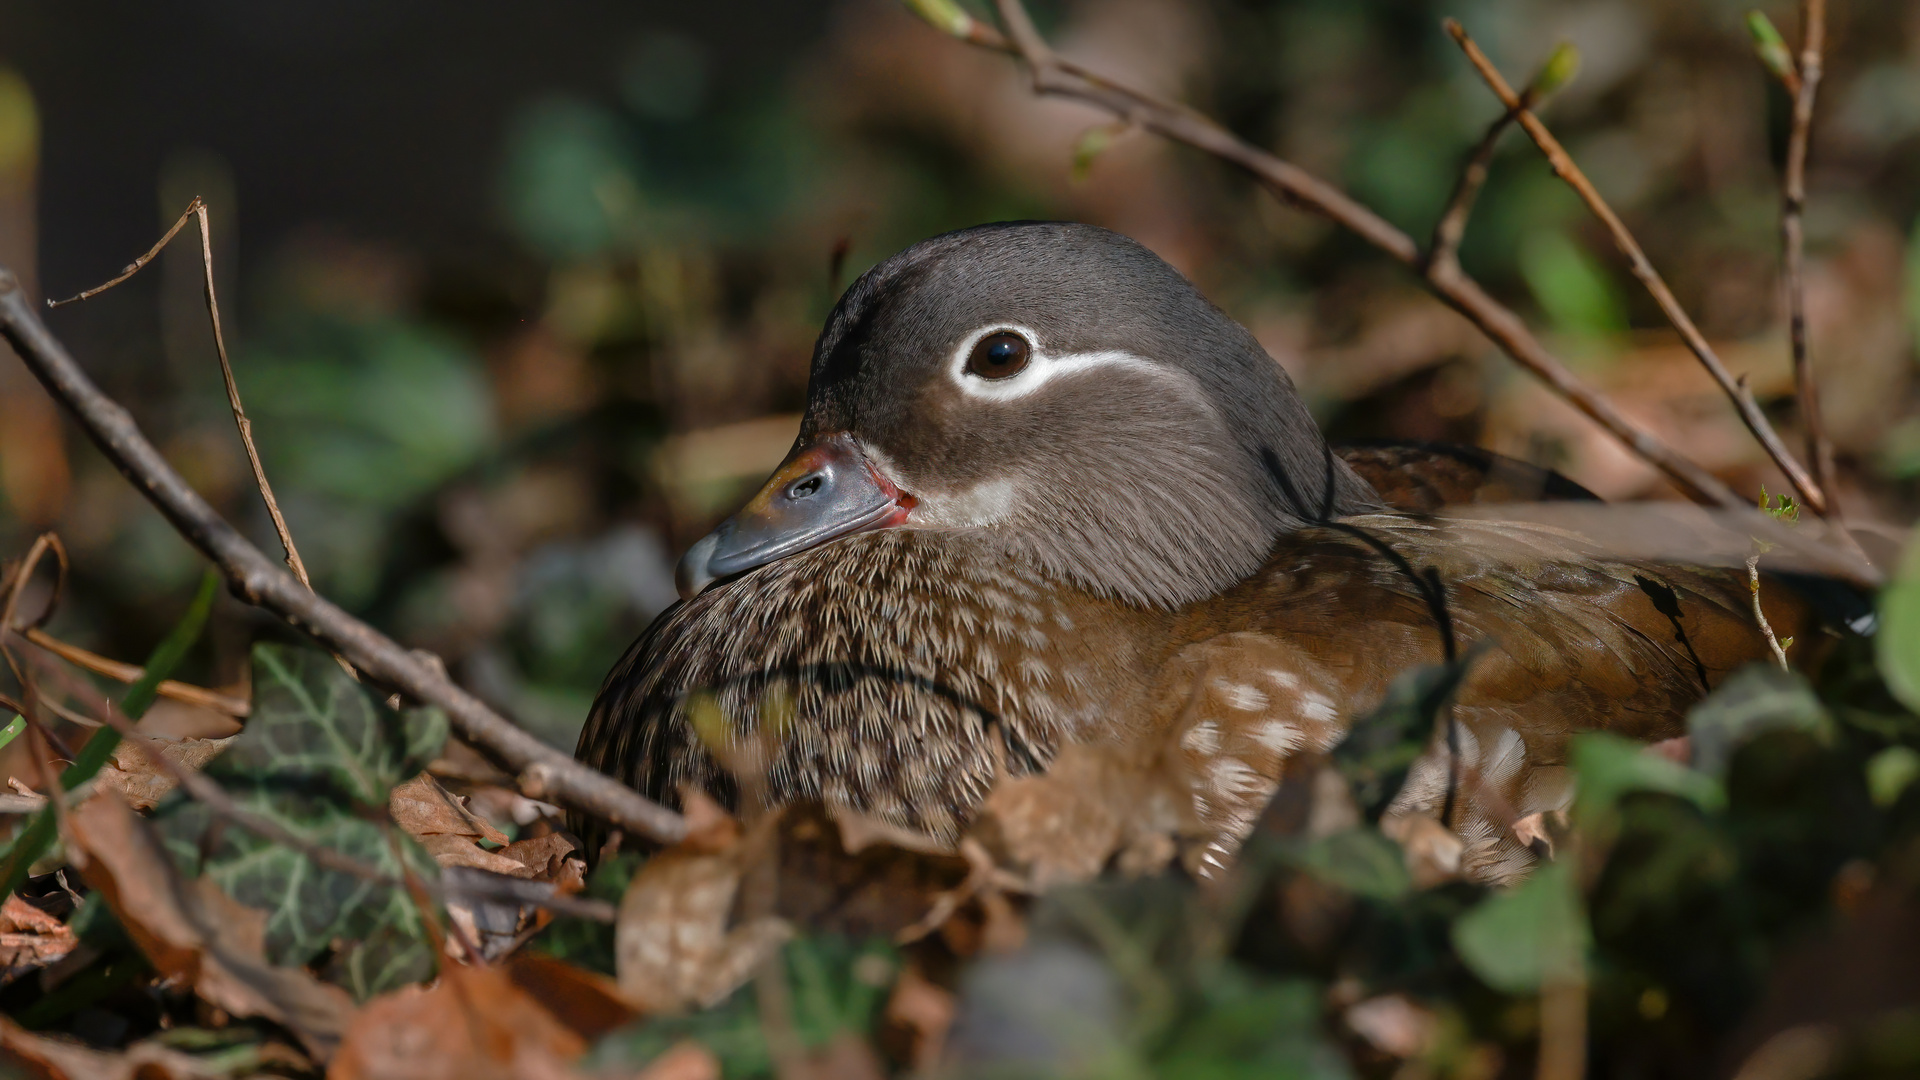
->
xmin=674 ymin=532 xmax=721 ymax=601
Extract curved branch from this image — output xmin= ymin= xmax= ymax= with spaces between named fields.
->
xmin=1443 ymin=19 xmax=1828 ymax=517
xmin=0 ymin=270 xmax=688 ymax=846
xmin=963 ymin=0 xmax=1742 ymax=509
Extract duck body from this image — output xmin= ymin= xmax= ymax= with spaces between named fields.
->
xmin=581 ymin=512 xmax=1798 ymax=883
xmin=577 ymin=221 xmax=1807 ymax=883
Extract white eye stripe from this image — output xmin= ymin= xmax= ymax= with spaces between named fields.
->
xmin=946 ymin=323 xmax=1163 ymax=401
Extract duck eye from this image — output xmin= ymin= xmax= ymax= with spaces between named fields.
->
xmin=965 ymin=331 xmax=1031 ymax=380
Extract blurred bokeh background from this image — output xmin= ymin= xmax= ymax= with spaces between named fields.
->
xmin=0 ymin=0 xmax=1916 ymax=752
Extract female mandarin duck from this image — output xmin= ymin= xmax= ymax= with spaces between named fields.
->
xmin=577 ymin=222 xmax=1812 ymax=884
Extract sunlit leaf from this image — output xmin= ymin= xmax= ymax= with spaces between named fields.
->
xmin=155 ymin=643 xmax=449 ymax=999
xmin=1452 ymin=859 xmax=1588 ymax=993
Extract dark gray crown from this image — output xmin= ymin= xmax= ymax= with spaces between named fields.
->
xmin=798 ymin=221 xmax=1382 ymax=608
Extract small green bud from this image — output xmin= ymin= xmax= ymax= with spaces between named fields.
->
xmin=902 ymin=0 xmax=977 ymax=39
xmin=1746 ymin=12 xmax=1797 ymax=84
xmin=1757 ymin=483 xmax=1800 ymax=524
xmin=1530 ymin=42 xmax=1581 ymax=99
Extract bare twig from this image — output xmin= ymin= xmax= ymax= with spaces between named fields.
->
xmin=1747 ymin=553 xmax=1792 ymax=669
xmin=1427 ymin=102 xmax=1525 ymax=279
xmin=15 ymin=626 xmax=248 ymax=717
xmin=0 ymin=536 xmax=77 ymax=768
xmin=1780 ymin=0 xmax=1837 ymax=518
xmin=945 ymin=0 xmax=1742 ymax=508
xmin=1443 ymin=19 xmax=1829 ymax=518
xmin=0 ymin=533 xmax=66 ymax=694
xmin=1428 ymin=44 xmax=1575 ymax=274
xmin=0 ymin=269 xmax=690 ymax=845
xmin=48 ymin=198 xmax=314 ymax=587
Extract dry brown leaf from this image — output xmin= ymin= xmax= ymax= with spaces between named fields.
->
xmin=0 ymin=893 xmax=76 ymax=981
xmin=969 ymin=742 xmax=1186 ymax=888
xmin=775 ymin=804 xmax=972 ymax=940
xmin=389 ymin=773 xmax=511 ymax=845
xmin=417 ymin=833 xmax=531 ymax=877
xmin=615 ymin=791 xmax=790 ymax=1012
xmin=329 ymin=956 xmax=631 ymax=1080
xmin=432 ymin=833 xmax=587 ymax=963
xmin=64 ymin=791 xmax=355 ymax=1061
xmin=95 ymin=734 xmax=235 ymax=812
xmin=498 ymin=832 xmax=583 ymax=883
xmin=503 ymin=954 xmax=638 ymax=1040
xmin=0 ymin=1014 xmax=223 ymax=1080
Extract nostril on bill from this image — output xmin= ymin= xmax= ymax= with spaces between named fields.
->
xmin=789 ymin=474 xmax=825 ymax=499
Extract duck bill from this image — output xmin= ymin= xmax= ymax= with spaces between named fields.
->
xmin=675 ymin=432 xmax=912 ymax=599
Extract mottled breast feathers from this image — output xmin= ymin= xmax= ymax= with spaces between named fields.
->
xmin=577 ymin=513 xmax=1803 ymax=883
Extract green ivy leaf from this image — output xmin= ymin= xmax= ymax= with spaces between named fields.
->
xmin=1878 ymin=535 xmax=1920 ymax=714
xmin=1452 ymin=859 xmax=1588 ymax=993
xmin=1291 ymin=828 xmax=1412 ymax=902
xmin=1571 ymin=732 xmax=1724 ymax=825
xmin=155 ymin=643 xmax=449 ymax=999
xmin=1686 ymin=664 xmax=1829 ymax=777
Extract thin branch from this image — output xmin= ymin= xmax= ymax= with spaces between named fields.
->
xmin=15 ymin=625 xmax=249 ymax=717
xmin=1747 ymin=553 xmax=1792 ymax=669
xmin=1427 ymin=100 xmax=1526 ymax=277
xmin=1443 ymin=19 xmax=1829 ymax=518
xmin=1781 ymin=0 xmax=1837 ymax=519
xmin=0 ymin=270 xmax=690 ymax=846
xmin=0 ymin=538 xmax=77 ymax=765
xmin=1427 ymin=44 xmax=1575 ymax=275
xmin=956 ymin=0 xmax=1742 ymax=508
xmin=48 ymin=198 xmax=315 ymax=587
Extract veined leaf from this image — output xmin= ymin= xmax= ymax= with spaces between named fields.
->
xmin=155 ymin=643 xmax=449 ymax=999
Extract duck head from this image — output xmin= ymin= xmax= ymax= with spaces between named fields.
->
xmin=677 ymin=222 xmax=1383 ymax=609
